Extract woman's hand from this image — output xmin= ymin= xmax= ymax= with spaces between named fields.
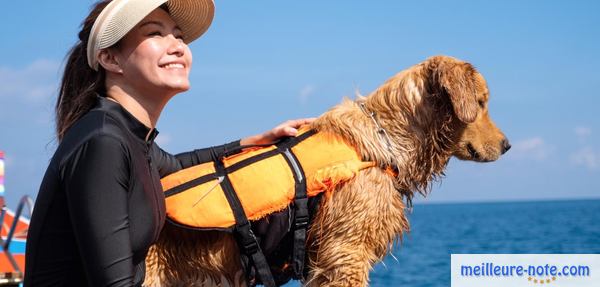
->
xmin=240 ymin=118 xmax=316 ymax=145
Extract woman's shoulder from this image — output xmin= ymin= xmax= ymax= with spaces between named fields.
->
xmin=53 ymin=110 xmax=131 ymax=167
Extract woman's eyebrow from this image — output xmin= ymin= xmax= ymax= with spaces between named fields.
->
xmin=139 ymin=21 xmax=182 ymax=33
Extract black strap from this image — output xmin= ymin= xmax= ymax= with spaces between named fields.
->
xmin=223 ymin=129 xmax=317 ymax=158
xmin=214 ymin=159 xmax=277 ymax=287
xmin=163 ymin=173 xmax=216 ymax=197
xmin=278 ymin=145 xmax=308 ymax=280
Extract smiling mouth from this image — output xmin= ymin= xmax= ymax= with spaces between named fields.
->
xmin=160 ymin=63 xmax=185 ymax=69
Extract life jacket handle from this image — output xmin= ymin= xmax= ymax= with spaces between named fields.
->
xmin=221 ymin=129 xmax=318 ymax=159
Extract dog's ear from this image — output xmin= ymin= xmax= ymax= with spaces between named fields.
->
xmin=434 ymin=58 xmax=479 ymax=123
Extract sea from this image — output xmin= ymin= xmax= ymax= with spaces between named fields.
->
xmin=283 ymin=199 xmax=600 ymax=286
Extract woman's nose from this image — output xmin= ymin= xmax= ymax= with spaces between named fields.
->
xmin=167 ymin=35 xmax=185 ymax=56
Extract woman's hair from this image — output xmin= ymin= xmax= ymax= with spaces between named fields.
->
xmin=56 ymin=0 xmax=111 ymax=141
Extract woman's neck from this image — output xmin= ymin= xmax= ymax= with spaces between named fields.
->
xmin=105 ymin=84 xmax=169 ymax=139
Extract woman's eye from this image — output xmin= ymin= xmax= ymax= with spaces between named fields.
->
xmin=148 ymin=31 xmax=163 ymax=37
xmin=478 ymin=100 xmax=485 ymax=108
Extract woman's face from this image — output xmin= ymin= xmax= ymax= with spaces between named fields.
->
xmin=111 ymin=8 xmax=193 ymax=96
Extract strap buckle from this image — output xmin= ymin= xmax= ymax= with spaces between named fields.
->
xmin=295 ymin=214 xmax=309 ymax=229
xmin=236 ymin=222 xmax=259 ymax=255
xmin=294 ymin=197 xmax=309 ymax=229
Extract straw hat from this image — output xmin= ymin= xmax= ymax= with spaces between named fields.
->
xmin=87 ymin=0 xmax=215 ymax=70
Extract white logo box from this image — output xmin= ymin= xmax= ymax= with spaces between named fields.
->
xmin=451 ymin=254 xmax=600 ymax=287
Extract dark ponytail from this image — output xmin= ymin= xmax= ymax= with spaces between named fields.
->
xmin=56 ymin=0 xmax=112 ymax=141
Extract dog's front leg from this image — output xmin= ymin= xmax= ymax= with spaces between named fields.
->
xmin=304 ymin=168 xmax=409 ymax=287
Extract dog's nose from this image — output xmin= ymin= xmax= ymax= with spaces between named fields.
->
xmin=501 ymin=138 xmax=511 ymax=154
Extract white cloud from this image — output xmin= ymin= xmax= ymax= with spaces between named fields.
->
xmin=570 ymin=126 xmax=599 ymax=170
xmin=0 ymin=59 xmax=62 ymax=129
xmin=298 ymin=84 xmax=315 ymax=104
xmin=156 ymin=133 xmax=172 ymax=146
xmin=573 ymin=126 xmax=592 ymax=143
xmin=510 ymin=137 xmax=554 ymax=160
xmin=0 ymin=59 xmax=61 ymax=104
xmin=570 ymin=147 xmax=600 ymax=170
xmin=574 ymin=126 xmax=591 ymax=137
xmin=513 ymin=137 xmax=544 ymax=151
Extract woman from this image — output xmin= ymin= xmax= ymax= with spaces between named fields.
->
xmin=24 ymin=0 xmax=313 ymax=286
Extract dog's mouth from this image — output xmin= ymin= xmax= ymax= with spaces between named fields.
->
xmin=464 ymin=143 xmax=497 ymax=162
xmin=466 ymin=143 xmax=479 ymax=160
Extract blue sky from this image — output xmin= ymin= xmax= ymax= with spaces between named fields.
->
xmin=1 ymin=0 xmax=599 ymax=208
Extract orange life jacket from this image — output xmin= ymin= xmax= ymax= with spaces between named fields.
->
xmin=161 ymin=127 xmax=375 ymax=229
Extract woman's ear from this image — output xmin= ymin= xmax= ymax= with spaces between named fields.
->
xmin=432 ymin=57 xmax=479 ymax=123
xmin=97 ymin=48 xmax=123 ymax=74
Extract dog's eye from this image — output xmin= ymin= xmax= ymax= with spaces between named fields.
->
xmin=478 ymin=100 xmax=485 ymax=108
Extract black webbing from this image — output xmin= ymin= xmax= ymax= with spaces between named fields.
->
xmin=277 ymin=144 xmax=309 ymax=280
xmin=214 ymin=159 xmax=277 ymax=287
xmin=224 ymin=129 xmax=317 ymax=157
xmin=163 ymin=173 xmax=215 ymax=197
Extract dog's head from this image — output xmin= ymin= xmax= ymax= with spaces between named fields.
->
xmin=427 ymin=55 xmax=510 ymax=162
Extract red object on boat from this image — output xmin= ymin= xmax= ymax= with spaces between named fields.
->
xmin=0 ymin=150 xmax=30 ymax=285
xmin=0 ymin=208 xmax=28 ymax=273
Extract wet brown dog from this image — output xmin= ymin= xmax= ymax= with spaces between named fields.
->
xmin=145 ymin=55 xmax=509 ymax=286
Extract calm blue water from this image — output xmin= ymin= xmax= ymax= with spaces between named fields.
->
xmin=284 ymin=199 xmax=600 ymax=286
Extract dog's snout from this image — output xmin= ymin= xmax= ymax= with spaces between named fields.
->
xmin=501 ymin=138 xmax=511 ymax=154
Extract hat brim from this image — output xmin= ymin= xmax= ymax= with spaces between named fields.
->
xmin=168 ymin=0 xmax=214 ymax=44
xmin=87 ymin=0 xmax=215 ymax=71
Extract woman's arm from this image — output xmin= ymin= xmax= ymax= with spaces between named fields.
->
xmin=62 ymin=135 xmax=137 ymax=286
xmin=153 ymin=118 xmax=316 ymax=177
xmin=152 ymin=140 xmax=241 ymax=177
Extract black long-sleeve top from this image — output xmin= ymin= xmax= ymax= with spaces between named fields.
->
xmin=24 ymin=95 xmax=240 ymax=286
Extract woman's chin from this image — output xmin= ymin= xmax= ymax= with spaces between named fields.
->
xmin=162 ymin=80 xmax=190 ymax=93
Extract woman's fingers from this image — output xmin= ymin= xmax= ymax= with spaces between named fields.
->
xmin=287 ymin=117 xmax=317 ymax=128
xmin=240 ymin=117 xmax=317 ymax=145
xmin=277 ymin=118 xmax=317 ymax=136
xmin=283 ymin=126 xmax=297 ymax=136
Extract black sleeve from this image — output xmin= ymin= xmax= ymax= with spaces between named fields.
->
xmin=151 ymin=140 xmax=241 ymax=178
xmin=61 ymin=135 xmax=135 ymax=287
